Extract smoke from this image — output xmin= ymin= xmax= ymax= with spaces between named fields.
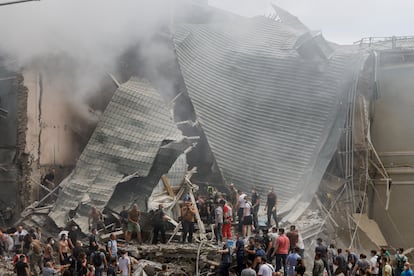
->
xmin=0 ymin=0 xmax=180 ymax=98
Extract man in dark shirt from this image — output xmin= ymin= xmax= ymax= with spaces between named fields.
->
xmin=315 ymin=238 xmax=330 ymax=276
xmin=251 ymin=187 xmax=260 ymax=229
xmin=152 ymin=204 xmax=170 ymax=244
xmin=264 ymin=187 xmax=278 ymax=228
xmin=15 ymin=254 xmax=30 ymax=276
xmin=334 ymin=248 xmax=348 ymax=275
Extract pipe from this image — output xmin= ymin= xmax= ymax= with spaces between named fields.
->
xmin=0 ymin=0 xmax=39 ymax=6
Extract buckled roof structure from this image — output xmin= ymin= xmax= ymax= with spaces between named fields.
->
xmin=49 ymin=77 xmax=184 ymax=230
xmin=173 ymin=7 xmax=366 ymax=220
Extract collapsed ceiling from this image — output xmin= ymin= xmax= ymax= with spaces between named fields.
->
xmin=46 ymin=4 xmax=371 ymax=229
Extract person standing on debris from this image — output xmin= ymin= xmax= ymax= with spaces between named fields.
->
xmin=222 ymin=200 xmax=233 ymax=241
xmin=236 ymin=190 xmax=247 ymax=234
xmin=88 ymin=207 xmax=104 ymax=231
xmin=126 ymin=204 xmax=142 ymax=244
xmin=68 ymin=225 xmax=79 ymax=249
xmin=264 ymin=187 xmax=278 ymax=228
xmin=229 ymin=183 xmax=238 ymax=220
xmin=243 ymin=195 xmax=254 ymax=238
xmin=181 ymin=199 xmax=196 ymax=243
xmin=271 ymin=228 xmax=290 ymax=276
xmin=215 ymin=200 xmax=224 ymax=244
xmin=118 ymin=249 xmax=131 ymax=276
xmin=107 ymin=234 xmax=118 ymax=261
xmin=251 ymin=187 xmax=260 ymax=229
xmin=13 ymin=225 xmax=28 ymax=252
xmin=266 ymin=227 xmax=278 ymax=260
xmin=152 ymin=204 xmax=170 ymax=244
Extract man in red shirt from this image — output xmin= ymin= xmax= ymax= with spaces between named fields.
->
xmin=222 ymin=200 xmax=232 ymax=240
xmin=271 ymin=228 xmax=290 ymax=275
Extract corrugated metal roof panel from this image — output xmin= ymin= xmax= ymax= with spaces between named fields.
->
xmin=49 ymin=78 xmax=182 ymax=230
xmin=174 ymin=15 xmax=362 ymax=220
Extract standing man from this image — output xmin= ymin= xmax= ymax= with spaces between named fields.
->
xmin=88 ymin=207 xmax=104 ymax=231
xmin=402 ymin=262 xmax=414 ymax=276
xmin=215 ymin=200 xmax=224 ymax=245
xmin=90 ymin=246 xmax=107 ymax=276
xmin=181 ymin=200 xmax=196 ymax=243
xmin=286 ymin=247 xmax=302 ymax=276
xmin=13 ymin=225 xmax=28 ymax=252
xmin=286 ymin=225 xmax=299 ymax=253
xmin=118 ymin=250 xmax=131 ymax=276
xmin=222 ymin=200 xmax=233 ymax=241
xmin=315 ymin=238 xmax=330 ymax=276
xmin=152 ymin=204 xmax=170 ymax=244
xmin=395 ymin=248 xmax=408 ymax=276
xmin=251 ymin=187 xmax=260 ymax=229
xmin=313 ymin=253 xmax=325 ymax=276
xmin=264 ymin=187 xmax=278 ymax=228
xmin=271 ymin=228 xmax=290 ymax=276
xmin=107 ymin=234 xmax=118 ymax=261
xmin=236 ymin=190 xmax=247 ymax=234
xmin=229 ymin=183 xmax=238 ymax=221
xmin=126 ymin=204 xmax=142 ymax=244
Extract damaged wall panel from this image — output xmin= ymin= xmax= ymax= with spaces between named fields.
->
xmin=49 ymin=77 xmax=183 ymax=231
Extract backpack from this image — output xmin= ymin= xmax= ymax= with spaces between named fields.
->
xmin=396 ymin=255 xmax=406 ymax=271
xmin=93 ymin=251 xmax=103 ymax=267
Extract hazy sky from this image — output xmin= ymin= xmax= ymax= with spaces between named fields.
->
xmin=209 ymin=0 xmax=414 ymax=44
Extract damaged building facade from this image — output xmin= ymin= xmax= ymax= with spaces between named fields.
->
xmin=1 ymin=2 xmax=414 ymax=251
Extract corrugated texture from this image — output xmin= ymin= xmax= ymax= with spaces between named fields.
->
xmin=49 ymin=78 xmax=182 ymax=230
xmin=174 ymin=15 xmax=362 ymax=217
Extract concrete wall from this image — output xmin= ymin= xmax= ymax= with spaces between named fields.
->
xmin=0 ymin=66 xmax=18 ymax=209
xmin=370 ymin=52 xmax=414 ymax=247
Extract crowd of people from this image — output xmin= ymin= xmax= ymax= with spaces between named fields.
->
xmin=0 ymin=223 xmax=138 ymax=276
xmin=1 ymin=181 xmax=412 ymax=276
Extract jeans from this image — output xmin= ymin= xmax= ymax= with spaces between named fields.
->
xmin=267 ymin=207 xmax=278 ymax=228
xmin=275 ymin=253 xmax=287 ymax=276
xmin=94 ymin=267 xmax=104 ymax=276
xmin=216 ymin=223 xmax=223 ymax=243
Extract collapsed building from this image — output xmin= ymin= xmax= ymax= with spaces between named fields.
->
xmin=1 ymin=2 xmax=414 ymax=254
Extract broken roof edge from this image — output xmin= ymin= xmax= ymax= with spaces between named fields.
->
xmin=48 ymin=77 xmax=185 ymax=231
xmin=281 ymin=52 xmax=372 ymax=224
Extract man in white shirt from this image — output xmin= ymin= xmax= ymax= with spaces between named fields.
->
xmin=258 ymin=256 xmax=275 ymax=276
xmin=370 ymin=250 xmax=379 ymax=276
xmin=236 ymin=191 xmax=247 ymax=234
xmin=13 ymin=225 xmax=28 ymax=251
xmin=118 ymin=250 xmax=131 ymax=276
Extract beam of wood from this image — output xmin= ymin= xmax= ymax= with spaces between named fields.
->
xmin=161 ymin=175 xmax=175 ymax=198
xmin=186 ymin=179 xmax=206 ymax=241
